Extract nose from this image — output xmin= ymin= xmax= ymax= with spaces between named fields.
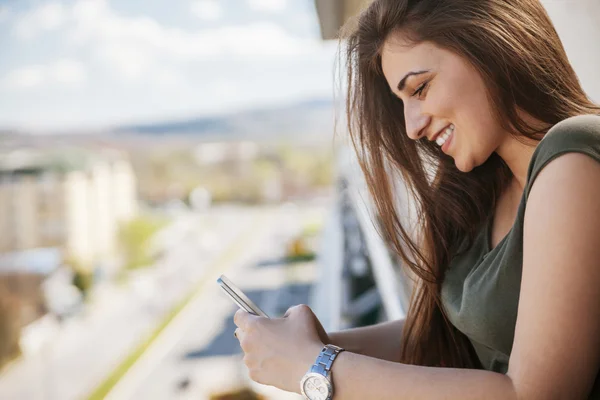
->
xmin=404 ymin=101 xmax=430 ymax=141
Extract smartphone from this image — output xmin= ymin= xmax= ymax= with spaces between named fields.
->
xmin=216 ymin=274 xmax=270 ymax=318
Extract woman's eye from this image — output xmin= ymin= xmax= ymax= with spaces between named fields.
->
xmin=411 ymin=81 xmax=429 ymax=98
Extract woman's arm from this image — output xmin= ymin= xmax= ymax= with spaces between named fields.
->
xmin=323 ymin=154 xmax=600 ymax=400
xmin=330 ymin=352 xmax=515 ymax=400
xmin=327 ymin=319 xmax=405 ymax=363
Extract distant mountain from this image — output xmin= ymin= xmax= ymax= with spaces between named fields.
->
xmin=114 ymin=98 xmax=339 ymax=142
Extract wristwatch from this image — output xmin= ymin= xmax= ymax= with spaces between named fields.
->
xmin=300 ymin=344 xmax=345 ymax=400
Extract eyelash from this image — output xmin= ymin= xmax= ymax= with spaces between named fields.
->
xmin=412 ymin=81 xmax=429 ymax=98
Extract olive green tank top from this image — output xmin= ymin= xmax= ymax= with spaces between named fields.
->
xmin=441 ymin=114 xmax=600 ymax=398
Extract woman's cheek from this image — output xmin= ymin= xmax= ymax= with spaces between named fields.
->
xmin=430 ymin=85 xmax=456 ymax=116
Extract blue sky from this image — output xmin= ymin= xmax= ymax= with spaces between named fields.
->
xmin=0 ymin=0 xmax=339 ymax=130
xmin=1 ymin=1 xmax=599 ymax=132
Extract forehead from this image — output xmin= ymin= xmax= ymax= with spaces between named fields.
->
xmin=380 ymin=36 xmax=445 ymax=89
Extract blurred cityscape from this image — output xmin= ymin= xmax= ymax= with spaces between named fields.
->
xmin=0 ymin=1 xmax=341 ymax=398
xmin=0 ymin=95 xmax=338 ymax=399
xmin=0 ymin=0 xmax=599 ymax=399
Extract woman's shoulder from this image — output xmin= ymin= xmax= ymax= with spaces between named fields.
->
xmin=540 ymin=114 xmax=600 ymax=147
xmin=525 ymin=114 xmax=600 ymax=199
xmin=539 ymin=114 xmax=600 ymax=148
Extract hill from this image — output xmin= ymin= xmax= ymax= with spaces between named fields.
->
xmin=114 ymin=98 xmax=338 ymax=142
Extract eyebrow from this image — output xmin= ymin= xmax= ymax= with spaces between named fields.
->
xmin=397 ymin=70 xmax=430 ymax=92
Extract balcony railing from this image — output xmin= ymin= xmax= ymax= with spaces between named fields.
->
xmin=311 ymin=146 xmax=412 ymax=331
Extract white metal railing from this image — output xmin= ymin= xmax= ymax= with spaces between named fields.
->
xmin=310 ymin=202 xmax=345 ymax=332
xmin=312 ymin=146 xmax=412 ymax=330
xmin=347 ymin=187 xmax=409 ymax=321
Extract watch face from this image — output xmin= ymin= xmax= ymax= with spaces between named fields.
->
xmin=301 ymin=373 xmax=332 ymax=400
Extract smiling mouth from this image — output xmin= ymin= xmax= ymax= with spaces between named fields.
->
xmin=430 ymin=123 xmax=452 ymax=142
xmin=434 ymin=124 xmax=455 ymax=147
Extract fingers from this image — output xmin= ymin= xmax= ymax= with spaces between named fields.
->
xmin=283 ymin=305 xmax=296 ymax=317
xmin=234 ymin=309 xmax=251 ymax=328
xmin=283 ymin=304 xmax=310 ymax=318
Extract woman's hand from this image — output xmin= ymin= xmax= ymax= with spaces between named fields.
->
xmin=233 ymin=304 xmax=326 ymax=394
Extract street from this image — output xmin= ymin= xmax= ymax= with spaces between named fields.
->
xmin=107 ymin=225 xmax=318 ymax=399
xmin=0 ymin=203 xmax=327 ymax=400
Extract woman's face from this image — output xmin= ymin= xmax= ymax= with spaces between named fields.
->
xmin=380 ymin=35 xmax=507 ymax=172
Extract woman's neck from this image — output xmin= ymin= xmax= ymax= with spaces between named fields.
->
xmin=496 ymin=113 xmax=549 ymax=192
xmin=496 ymin=135 xmax=538 ymax=192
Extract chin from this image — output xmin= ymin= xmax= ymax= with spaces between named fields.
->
xmin=454 ymin=158 xmax=469 ymax=172
xmin=454 ymin=157 xmax=475 ymax=173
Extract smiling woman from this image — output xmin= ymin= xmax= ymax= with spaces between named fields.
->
xmin=334 ymin=0 xmax=600 ymax=397
xmin=344 ymin=0 xmax=599 ymax=355
xmin=230 ymin=0 xmax=600 ymax=398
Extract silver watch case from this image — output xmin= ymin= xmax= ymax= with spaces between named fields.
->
xmin=300 ymin=370 xmax=333 ymax=400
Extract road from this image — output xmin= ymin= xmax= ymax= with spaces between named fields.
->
xmin=0 ymin=204 xmax=313 ymax=400
xmin=106 ymin=204 xmax=326 ymax=400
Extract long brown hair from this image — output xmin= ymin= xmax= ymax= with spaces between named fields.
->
xmin=340 ymin=0 xmax=600 ymax=368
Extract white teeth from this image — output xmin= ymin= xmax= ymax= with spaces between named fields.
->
xmin=436 ymin=124 xmax=454 ymax=147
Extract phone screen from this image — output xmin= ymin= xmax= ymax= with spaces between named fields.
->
xmin=216 ymin=274 xmax=270 ymax=318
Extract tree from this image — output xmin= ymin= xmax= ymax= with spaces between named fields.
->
xmin=119 ymin=216 xmax=167 ymax=270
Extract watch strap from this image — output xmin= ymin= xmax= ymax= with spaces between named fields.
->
xmin=310 ymin=344 xmax=345 ymax=377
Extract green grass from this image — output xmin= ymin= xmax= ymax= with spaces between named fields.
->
xmin=119 ymin=215 xmax=171 ymax=271
xmin=302 ymin=219 xmax=323 ymax=237
xmin=87 ymin=291 xmax=196 ymax=400
xmin=86 ymin=212 xmax=264 ymax=400
xmin=283 ymin=253 xmax=316 ymax=264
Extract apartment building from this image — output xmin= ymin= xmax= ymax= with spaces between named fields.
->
xmin=0 ymin=148 xmax=137 ymax=271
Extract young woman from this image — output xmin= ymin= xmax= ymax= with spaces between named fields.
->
xmin=233 ymin=0 xmax=600 ymax=398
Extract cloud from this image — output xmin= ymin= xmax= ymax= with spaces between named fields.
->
xmin=9 ymin=0 xmax=318 ymax=81
xmin=68 ymin=1 xmax=312 ymax=56
xmin=51 ymin=0 xmax=318 ymax=84
xmin=52 ymin=59 xmax=87 ymax=84
xmin=190 ymin=0 xmax=222 ymax=21
xmin=247 ymin=0 xmax=288 ymax=13
xmin=3 ymin=59 xmax=87 ymax=88
xmin=12 ymin=2 xmax=68 ymax=39
xmin=3 ymin=65 xmax=45 ymax=88
xmin=0 ymin=0 xmax=335 ymax=128
xmin=0 ymin=6 xmax=12 ymax=23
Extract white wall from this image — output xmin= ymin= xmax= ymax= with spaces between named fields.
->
xmin=542 ymin=0 xmax=600 ymax=102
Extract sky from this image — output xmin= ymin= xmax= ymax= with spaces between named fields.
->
xmin=0 ymin=0 xmax=340 ymax=131
xmin=1 ymin=1 xmax=599 ymax=132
